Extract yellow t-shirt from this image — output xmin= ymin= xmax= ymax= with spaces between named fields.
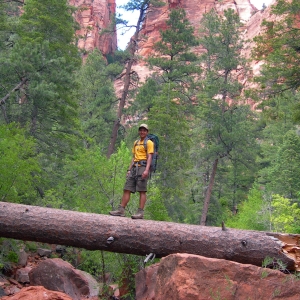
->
xmin=132 ymin=139 xmax=154 ymax=162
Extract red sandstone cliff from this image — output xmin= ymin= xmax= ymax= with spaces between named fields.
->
xmin=138 ymin=0 xmax=258 ymax=57
xmin=124 ymin=0 xmax=277 ymax=105
xmin=69 ymin=0 xmax=117 ymax=56
xmin=69 ymin=0 xmax=274 ymax=60
xmin=70 ymin=0 xmax=278 ymax=103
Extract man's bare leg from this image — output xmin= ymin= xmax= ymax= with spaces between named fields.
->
xmin=120 ymin=190 xmax=131 ymax=207
xmin=139 ymin=191 xmax=147 ymax=209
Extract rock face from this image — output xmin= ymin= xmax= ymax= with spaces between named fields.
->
xmin=125 ymin=0 xmax=276 ymax=100
xmin=241 ymin=0 xmax=277 ymax=71
xmin=69 ymin=0 xmax=117 ymax=56
xmin=68 ymin=0 xmax=269 ymax=58
xmin=135 ymin=263 xmax=159 ymax=300
xmin=68 ymin=0 xmax=278 ymax=103
xmin=136 ymin=253 xmax=300 ymax=300
xmin=138 ymin=0 xmax=258 ymax=57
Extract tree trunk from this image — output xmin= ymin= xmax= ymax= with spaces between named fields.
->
xmin=107 ymin=2 xmax=149 ymax=157
xmin=0 ymin=202 xmax=299 ymax=271
xmin=200 ymin=158 xmax=218 ymax=225
xmin=106 ymin=59 xmax=133 ymax=157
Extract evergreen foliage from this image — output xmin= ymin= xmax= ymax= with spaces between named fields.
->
xmin=147 ymin=8 xmax=199 ymax=106
xmin=76 ymin=50 xmax=119 ymax=154
xmin=253 ymin=0 xmax=300 ymax=94
xmin=257 ymin=93 xmax=299 ymax=197
xmin=138 ymin=8 xmax=199 ymax=221
xmin=263 ymin=130 xmax=300 ymax=199
xmin=0 ymin=0 xmax=81 ymax=159
xmin=198 ymin=8 xmax=246 ymax=101
xmin=193 ymin=9 xmax=258 ymax=225
xmin=17 ymin=0 xmax=79 ymax=60
xmin=249 ymin=1 xmax=300 ymax=233
xmin=0 ymin=1 xmax=20 ymax=51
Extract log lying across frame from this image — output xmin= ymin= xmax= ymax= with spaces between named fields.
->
xmin=0 ymin=201 xmax=299 ymax=270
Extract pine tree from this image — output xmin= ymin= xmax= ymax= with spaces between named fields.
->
xmin=264 ymin=130 xmax=300 ymax=199
xmin=256 ymin=93 xmax=300 ymax=198
xmin=138 ymin=8 xmax=199 ymax=221
xmin=195 ymin=9 xmax=257 ymax=225
xmin=253 ymin=0 xmax=300 ymax=94
xmin=76 ymin=50 xmax=119 ymax=153
xmin=0 ymin=0 xmax=81 ymax=157
xmin=147 ymin=8 xmax=199 ymax=106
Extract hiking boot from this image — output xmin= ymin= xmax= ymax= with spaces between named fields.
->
xmin=131 ymin=208 xmax=144 ymax=219
xmin=109 ymin=205 xmax=125 ymax=217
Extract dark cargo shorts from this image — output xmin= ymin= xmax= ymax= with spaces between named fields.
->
xmin=124 ymin=166 xmax=148 ymax=193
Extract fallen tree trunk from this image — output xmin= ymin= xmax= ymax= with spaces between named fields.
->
xmin=0 ymin=202 xmax=299 ymax=270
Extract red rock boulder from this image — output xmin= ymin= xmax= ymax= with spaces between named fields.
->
xmin=29 ymin=258 xmax=99 ymax=300
xmin=1 ymin=286 xmax=72 ymax=300
xmin=136 ymin=253 xmax=300 ymax=300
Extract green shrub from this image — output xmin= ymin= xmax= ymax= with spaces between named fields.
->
xmin=7 ymin=251 xmax=18 ymax=263
xmin=25 ymin=241 xmax=38 ymax=252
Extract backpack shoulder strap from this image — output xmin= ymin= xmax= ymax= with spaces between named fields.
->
xmin=143 ymin=136 xmax=149 ymax=153
xmin=134 ymin=138 xmax=147 ymax=151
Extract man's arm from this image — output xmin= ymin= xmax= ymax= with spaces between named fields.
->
xmin=142 ymin=153 xmax=153 ymax=178
xmin=127 ymin=157 xmax=135 ymax=175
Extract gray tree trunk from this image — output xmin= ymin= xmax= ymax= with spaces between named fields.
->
xmin=0 ymin=201 xmax=298 ymax=271
xmin=200 ymin=158 xmax=218 ymax=225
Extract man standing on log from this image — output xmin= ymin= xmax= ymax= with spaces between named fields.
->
xmin=109 ymin=124 xmax=154 ymax=219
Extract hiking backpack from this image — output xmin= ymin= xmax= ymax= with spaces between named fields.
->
xmin=135 ymin=133 xmax=159 ymax=173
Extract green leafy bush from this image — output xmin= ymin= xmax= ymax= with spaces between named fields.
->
xmin=7 ymin=251 xmax=18 ymax=263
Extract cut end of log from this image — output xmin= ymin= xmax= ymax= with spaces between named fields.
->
xmin=267 ymin=233 xmax=300 ymax=271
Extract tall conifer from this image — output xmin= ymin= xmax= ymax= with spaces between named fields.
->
xmin=196 ymin=9 xmax=257 ymax=225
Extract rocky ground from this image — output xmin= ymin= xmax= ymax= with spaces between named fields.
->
xmin=0 ymin=244 xmax=120 ymax=300
xmin=1 ymin=243 xmax=300 ymax=299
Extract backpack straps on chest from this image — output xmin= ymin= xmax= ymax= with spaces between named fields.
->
xmin=135 ymin=137 xmax=148 ymax=154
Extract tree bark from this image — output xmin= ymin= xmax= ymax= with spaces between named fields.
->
xmin=200 ymin=158 xmax=218 ymax=225
xmin=0 ymin=202 xmax=299 ymax=270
